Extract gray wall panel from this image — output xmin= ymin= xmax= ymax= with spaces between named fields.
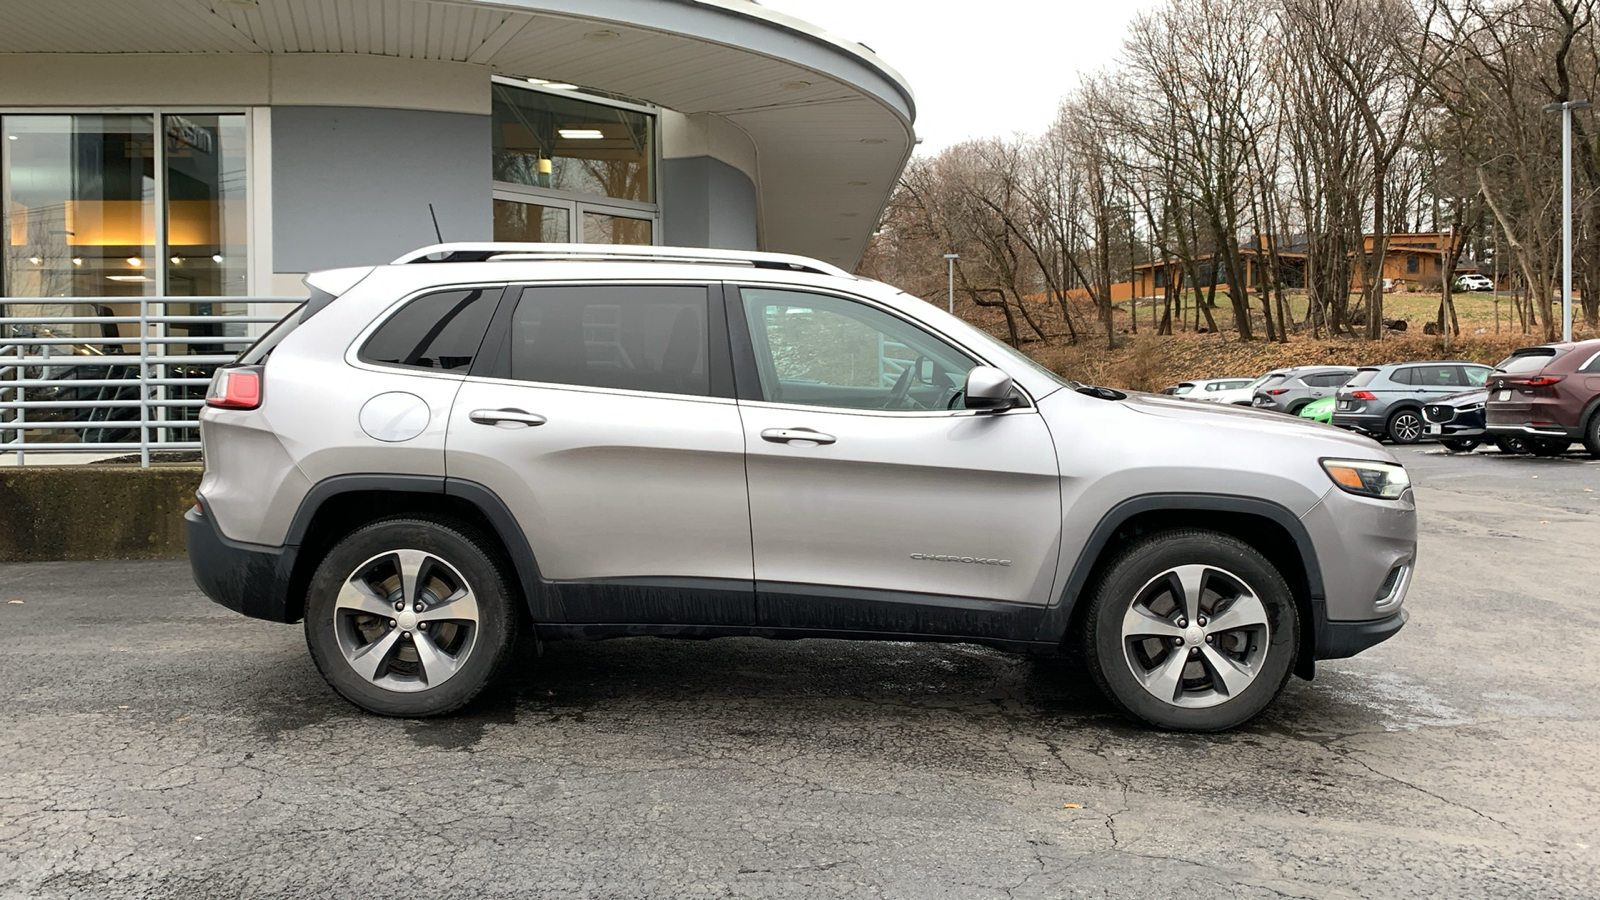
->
xmin=272 ymin=106 xmax=490 ymax=272
xmin=663 ymin=156 xmax=757 ymax=251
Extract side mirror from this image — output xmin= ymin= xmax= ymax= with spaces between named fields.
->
xmin=964 ymin=366 xmax=1018 ymax=411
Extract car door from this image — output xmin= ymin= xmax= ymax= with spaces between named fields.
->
xmin=728 ymin=285 xmax=1062 ymax=638
xmin=445 ymin=283 xmax=754 ymax=625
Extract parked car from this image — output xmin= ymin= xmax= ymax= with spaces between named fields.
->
xmin=1484 ymin=339 xmax=1600 ymax=457
xmin=1250 ymin=366 xmax=1358 ymax=415
xmin=1160 ymin=377 xmax=1254 ymax=399
xmin=1423 ymin=388 xmax=1530 ymax=455
xmin=1299 ymin=396 xmax=1334 ymax=424
xmin=1207 ymin=373 xmax=1279 ymax=405
xmin=1454 ymin=274 xmax=1494 ymax=293
xmin=187 ymin=242 xmax=1416 ymax=732
xmin=1332 ymin=361 xmax=1496 ymax=443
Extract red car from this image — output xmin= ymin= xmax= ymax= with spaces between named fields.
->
xmin=1485 ymin=338 xmax=1600 ymax=457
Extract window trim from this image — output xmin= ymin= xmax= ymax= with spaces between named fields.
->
xmin=726 ymin=282 xmax=1039 ymax=417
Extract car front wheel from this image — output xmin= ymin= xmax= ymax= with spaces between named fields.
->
xmin=305 ymin=517 xmax=518 ymax=717
xmin=1441 ymin=438 xmax=1480 ymax=453
xmin=1083 ymin=529 xmax=1298 ymax=732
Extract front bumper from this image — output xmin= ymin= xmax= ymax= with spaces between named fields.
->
xmin=186 ymin=502 xmax=301 ymax=623
xmin=1316 ymin=609 xmax=1408 ymax=659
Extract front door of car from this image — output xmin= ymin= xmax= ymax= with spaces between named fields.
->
xmin=729 ymin=286 xmax=1062 ymax=635
xmin=446 ymin=283 xmax=754 ymax=625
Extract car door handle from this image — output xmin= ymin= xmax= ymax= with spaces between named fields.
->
xmin=761 ymin=427 xmax=836 ymax=445
xmin=469 ymin=408 xmax=547 ymax=427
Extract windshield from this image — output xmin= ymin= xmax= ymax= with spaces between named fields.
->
xmin=942 ymin=312 xmax=1070 ymax=388
xmin=1496 ymin=348 xmax=1562 ymax=374
xmin=1345 ymin=368 xmax=1381 ymax=388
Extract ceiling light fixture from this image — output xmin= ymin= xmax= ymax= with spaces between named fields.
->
xmin=543 ymin=83 xmax=579 ymax=90
xmin=526 ymin=77 xmax=551 ymax=85
xmin=558 ymin=129 xmax=605 ymax=139
xmin=71 ymin=257 xmax=83 ymax=266
xmin=107 ymin=275 xmax=151 ymax=282
xmin=126 ymin=256 xmax=142 ymax=267
xmin=212 ymin=254 xmax=225 ymax=263
xmin=170 ymin=256 xmax=183 ymax=265
xmin=28 ymin=256 xmax=42 ymax=265
xmin=6 ymin=135 xmax=16 ymax=141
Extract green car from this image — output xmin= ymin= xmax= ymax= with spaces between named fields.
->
xmin=1299 ymin=396 xmax=1335 ymax=424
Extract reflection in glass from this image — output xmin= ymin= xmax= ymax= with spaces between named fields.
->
xmin=492 ymin=84 xmax=654 ymax=203
xmin=583 ymin=212 xmax=652 ymax=246
xmin=494 ymin=199 xmax=570 ymax=242
xmin=164 ymin=114 xmax=247 ymax=297
xmin=3 ymin=114 xmax=156 ymax=299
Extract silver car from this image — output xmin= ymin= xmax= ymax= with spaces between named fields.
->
xmin=1249 ymin=366 xmax=1357 ymax=415
xmin=187 ymin=243 xmax=1415 ymax=731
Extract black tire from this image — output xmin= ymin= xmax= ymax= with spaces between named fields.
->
xmin=1528 ymin=438 xmax=1571 ymax=457
xmin=1286 ymin=401 xmax=1308 ymax=416
xmin=1082 ymin=529 xmax=1298 ymax=732
xmin=304 ymin=516 xmax=518 ymax=717
xmin=1441 ymin=438 xmax=1480 ymax=453
xmin=1584 ymin=413 xmax=1600 ymax=459
xmin=1386 ymin=408 xmax=1424 ymax=445
xmin=1494 ymin=437 xmax=1530 ymax=455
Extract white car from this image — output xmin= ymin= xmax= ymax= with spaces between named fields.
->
xmin=1455 ymin=274 xmax=1493 ymax=292
xmin=1163 ymin=378 xmax=1255 ymax=402
xmin=1205 ymin=375 xmax=1277 ymax=405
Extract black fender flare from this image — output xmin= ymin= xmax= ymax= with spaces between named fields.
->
xmin=1031 ymin=493 xmax=1327 ymax=675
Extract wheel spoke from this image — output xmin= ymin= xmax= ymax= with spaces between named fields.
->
xmin=346 ymin=627 xmax=402 ymax=682
xmin=1206 ymin=591 xmax=1268 ymax=634
xmin=1171 ymin=565 xmax=1206 ymax=624
xmin=411 ymin=630 xmax=461 ymax=685
xmin=417 ymin=586 xmax=479 ymax=625
xmin=393 ymin=549 xmax=430 ymax=606
xmin=335 ymin=577 xmax=392 ymax=618
xmin=1123 ymin=603 xmax=1183 ymax=639
xmin=1137 ymin=647 xmax=1190 ymax=702
xmin=1200 ymin=644 xmax=1256 ymax=696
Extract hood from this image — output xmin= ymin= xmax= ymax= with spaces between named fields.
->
xmin=1435 ymin=387 xmax=1488 ymax=406
xmin=1115 ymin=390 xmax=1392 ymax=456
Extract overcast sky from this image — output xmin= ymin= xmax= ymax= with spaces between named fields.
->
xmin=757 ymin=0 xmax=1166 ymax=155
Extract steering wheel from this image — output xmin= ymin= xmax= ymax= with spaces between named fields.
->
xmin=882 ymin=362 xmax=916 ymax=409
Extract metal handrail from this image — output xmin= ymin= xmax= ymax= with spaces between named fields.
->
xmin=0 ymin=295 xmax=303 ymax=466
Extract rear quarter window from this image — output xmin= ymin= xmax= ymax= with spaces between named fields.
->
xmin=360 ymin=287 xmax=502 ymax=372
xmin=1345 ymin=369 xmax=1380 ymax=388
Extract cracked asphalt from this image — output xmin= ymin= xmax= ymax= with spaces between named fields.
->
xmin=2 ymin=447 xmax=1598 ymax=899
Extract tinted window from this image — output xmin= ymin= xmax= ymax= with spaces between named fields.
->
xmin=1346 ymin=368 xmax=1381 ymax=388
xmin=1497 ymin=348 xmax=1562 ymax=374
xmin=1581 ymin=351 xmax=1600 ymax=374
xmin=1258 ymin=374 xmax=1289 ymax=389
xmin=1303 ymin=372 xmax=1349 ymax=387
xmin=1415 ymin=366 xmax=1464 ymax=388
xmin=740 ymin=288 xmax=977 ymax=410
xmin=1172 ymin=384 xmax=1195 ymax=395
xmin=509 ymin=286 xmax=709 ymax=396
xmin=1462 ymin=365 xmax=1491 ymax=386
xmin=361 ymin=288 xmax=501 ymax=372
xmin=1390 ymin=367 xmax=1417 ymax=386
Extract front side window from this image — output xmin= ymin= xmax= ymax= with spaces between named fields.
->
xmin=360 ymin=288 xmax=502 ymax=372
xmin=739 ymin=288 xmax=977 ymax=411
xmin=509 ymin=286 xmax=709 ymax=396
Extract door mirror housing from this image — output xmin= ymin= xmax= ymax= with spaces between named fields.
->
xmin=964 ymin=366 xmax=1018 ymax=411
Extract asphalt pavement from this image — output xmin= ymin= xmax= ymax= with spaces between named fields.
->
xmin=1 ymin=446 xmax=1597 ymax=899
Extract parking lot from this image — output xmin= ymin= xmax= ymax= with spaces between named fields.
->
xmin=2 ymin=446 xmax=1597 ymax=899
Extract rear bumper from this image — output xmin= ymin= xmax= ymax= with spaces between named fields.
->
xmin=1486 ymin=422 xmax=1579 ymax=438
xmin=1316 ymin=609 xmax=1408 ymax=660
xmin=1330 ymin=413 xmax=1383 ymax=433
xmin=186 ymin=502 xmax=300 ymax=623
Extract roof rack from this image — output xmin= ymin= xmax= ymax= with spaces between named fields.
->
xmin=389 ymin=242 xmax=854 ymax=278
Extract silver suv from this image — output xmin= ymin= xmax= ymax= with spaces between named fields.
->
xmin=187 ymin=243 xmax=1416 ymax=731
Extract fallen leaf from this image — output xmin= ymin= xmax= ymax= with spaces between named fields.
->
xmin=1540 ymin=520 xmax=1551 ymax=524
xmin=1063 ymin=803 xmax=1083 ymax=809
xmin=1532 ymin=475 xmax=1539 ymax=479
xmin=117 ymin=705 xmax=129 ymax=710
xmin=6 ymin=600 xmax=22 ymax=605
xmin=1585 ymin=488 xmax=1594 ymax=492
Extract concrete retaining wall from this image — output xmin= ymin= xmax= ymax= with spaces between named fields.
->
xmin=0 ymin=466 xmax=202 ymax=561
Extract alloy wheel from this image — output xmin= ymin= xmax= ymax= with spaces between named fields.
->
xmin=333 ymin=549 xmax=481 ymax=692
xmin=1389 ymin=411 xmax=1423 ymax=444
xmin=1119 ymin=564 xmax=1271 ymax=709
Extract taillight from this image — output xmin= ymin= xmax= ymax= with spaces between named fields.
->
xmin=1509 ymin=375 xmax=1564 ymax=387
xmin=207 ymin=366 xmax=263 ymax=410
xmin=1350 ymin=390 xmax=1377 ymax=401
xmin=1268 ymin=388 xmax=1290 ymax=395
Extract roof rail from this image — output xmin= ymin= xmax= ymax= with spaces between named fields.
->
xmin=389 ymin=242 xmax=854 ymax=278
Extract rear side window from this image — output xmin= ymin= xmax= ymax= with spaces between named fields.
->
xmin=1390 ymin=367 xmax=1418 ymax=386
xmin=361 ymin=287 xmax=502 ymax=372
xmin=1346 ymin=368 xmax=1380 ymax=388
xmin=1415 ymin=366 xmax=1465 ymax=387
xmin=1582 ymin=351 xmax=1600 ymax=373
xmin=1303 ymin=372 xmax=1349 ymax=387
xmin=509 ymin=285 xmax=710 ymax=396
xmin=1497 ymin=348 xmax=1562 ymax=374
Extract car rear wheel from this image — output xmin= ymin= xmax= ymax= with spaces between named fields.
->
xmin=1083 ymin=529 xmax=1297 ymax=732
xmin=305 ymin=517 xmax=518 ymax=717
xmin=1584 ymin=414 xmax=1600 ymax=459
xmin=1386 ymin=409 xmax=1424 ymax=444
xmin=1494 ymin=437 xmax=1530 ymax=454
xmin=1441 ymin=438 xmax=1480 ymax=453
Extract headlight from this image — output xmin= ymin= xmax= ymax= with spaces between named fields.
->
xmin=1321 ymin=459 xmax=1410 ymax=499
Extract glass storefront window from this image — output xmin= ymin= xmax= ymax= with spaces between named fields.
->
xmin=164 ymin=114 xmax=248 ymax=297
xmin=3 ymin=114 xmax=157 ymax=299
xmin=494 ymin=198 xmax=570 ymax=243
xmin=583 ymin=211 xmax=652 ymax=245
xmin=491 ymin=84 xmax=654 ymax=204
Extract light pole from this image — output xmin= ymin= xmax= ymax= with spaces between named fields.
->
xmin=942 ymin=253 xmax=959 ymax=314
xmin=1543 ymin=98 xmax=1590 ymax=342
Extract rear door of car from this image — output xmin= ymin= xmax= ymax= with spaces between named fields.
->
xmin=445 ymin=282 xmax=754 ymax=625
xmin=727 ymin=285 xmax=1062 ymax=638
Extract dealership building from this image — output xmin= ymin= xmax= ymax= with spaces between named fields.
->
xmin=0 ymin=0 xmax=914 ymax=298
